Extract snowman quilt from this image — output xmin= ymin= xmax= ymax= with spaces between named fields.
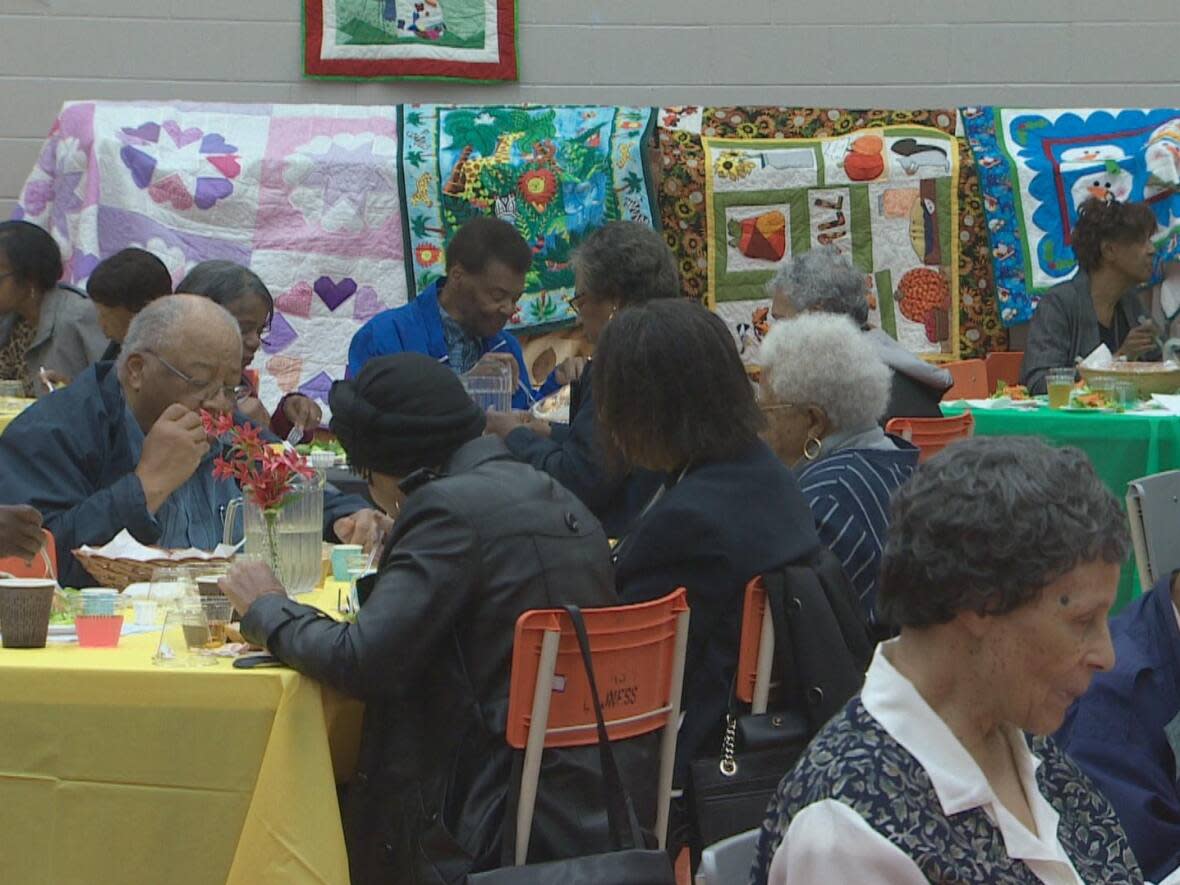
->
xmin=702 ymin=126 xmax=961 ymax=366
xmin=964 ymin=106 xmax=1180 ymax=326
xmin=305 ymin=0 xmax=517 ymax=81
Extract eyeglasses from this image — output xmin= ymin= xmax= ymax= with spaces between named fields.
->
xmin=564 ymin=292 xmax=589 ymax=315
xmin=146 ymin=351 xmax=249 ymax=402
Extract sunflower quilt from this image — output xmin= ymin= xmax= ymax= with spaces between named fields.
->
xmin=703 ymin=126 xmax=961 ymax=366
xmin=400 ymin=104 xmax=657 ymax=331
xmin=964 ymin=106 xmax=1180 ymax=326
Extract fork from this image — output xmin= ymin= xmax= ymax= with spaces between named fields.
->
xmin=285 ymin=424 xmax=304 ymax=448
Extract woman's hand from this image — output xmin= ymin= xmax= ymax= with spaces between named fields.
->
xmin=333 ymin=508 xmax=394 ymax=553
xmin=1116 ymin=321 xmax=1158 ymax=360
xmin=554 ymin=356 xmax=587 ymax=386
xmin=282 ymin=394 xmax=322 ymax=430
xmin=484 ymin=409 xmax=531 ymax=439
xmin=219 ymin=560 xmax=285 ymax=618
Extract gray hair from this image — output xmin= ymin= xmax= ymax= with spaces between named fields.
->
xmin=765 ymin=246 xmax=870 ymax=326
xmin=759 ymin=313 xmax=891 ymax=431
xmin=176 ymin=260 xmax=272 ymax=312
xmin=571 ymin=221 xmax=681 ymax=306
xmin=878 ymin=437 xmax=1129 ymax=628
xmin=118 ymin=294 xmax=240 ymax=372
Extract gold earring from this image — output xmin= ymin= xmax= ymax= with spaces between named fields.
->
xmin=803 ymin=435 xmax=822 ymax=461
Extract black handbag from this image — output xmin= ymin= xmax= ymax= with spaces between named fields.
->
xmin=688 ymin=550 xmax=874 ymax=847
xmin=466 ymin=605 xmax=676 ymax=884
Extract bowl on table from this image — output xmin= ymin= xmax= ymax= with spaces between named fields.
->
xmin=1079 ymin=363 xmax=1180 ymax=399
xmin=73 ymin=550 xmax=233 ymax=591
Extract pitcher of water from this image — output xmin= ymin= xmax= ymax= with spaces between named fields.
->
xmin=222 ymin=472 xmax=324 ymax=595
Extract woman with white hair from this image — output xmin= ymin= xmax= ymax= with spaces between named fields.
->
xmin=766 ymin=246 xmax=951 ymax=420
xmin=759 ymin=313 xmax=919 ymax=625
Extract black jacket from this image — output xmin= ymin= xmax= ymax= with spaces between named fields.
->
xmin=613 ymin=439 xmax=821 ymax=781
xmin=241 ymin=436 xmax=650 ymax=883
xmin=504 ymin=361 xmax=664 ymax=537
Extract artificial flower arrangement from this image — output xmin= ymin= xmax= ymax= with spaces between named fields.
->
xmin=201 ymin=410 xmax=316 ymax=571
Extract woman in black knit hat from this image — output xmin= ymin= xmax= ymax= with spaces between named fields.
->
xmin=220 ymin=352 xmax=645 ymax=882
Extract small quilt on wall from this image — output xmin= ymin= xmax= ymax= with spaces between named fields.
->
xmin=702 ymin=126 xmax=961 ymax=367
xmin=14 ymin=100 xmax=408 ymax=416
xmin=400 ymin=104 xmax=657 ymax=331
xmin=305 ymin=0 xmax=517 ymax=81
xmin=657 ymin=107 xmax=1005 ymax=359
xmin=964 ymin=106 xmax=1180 ymax=326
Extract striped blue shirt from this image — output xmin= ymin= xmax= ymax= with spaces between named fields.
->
xmin=796 ymin=442 xmax=919 ymax=624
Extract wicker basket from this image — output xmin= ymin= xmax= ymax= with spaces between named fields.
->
xmin=0 ymin=580 xmax=55 ymax=648
xmin=73 ymin=550 xmax=232 ymax=590
xmin=1079 ymin=364 xmax=1180 ymax=399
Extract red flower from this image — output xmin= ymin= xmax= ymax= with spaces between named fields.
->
xmin=415 ymin=243 xmax=443 ymax=267
xmin=203 ymin=411 xmax=315 ymax=511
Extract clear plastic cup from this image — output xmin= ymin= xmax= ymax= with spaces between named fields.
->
xmin=1046 ymin=368 xmax=1076 ymax=409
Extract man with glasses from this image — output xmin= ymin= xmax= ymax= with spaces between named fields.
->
xmin=346 ymin=216 xmax=560 ymax=408
xmin=0 ymin=295 xmax=385 ymax=587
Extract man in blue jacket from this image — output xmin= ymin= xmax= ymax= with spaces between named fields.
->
xmin=0 ymin=295 xmax=386 ymax=587
xmin=1056 ymin=572 xmax=1180 ymax=882
xmin=347 ymin=216 xmax=558 ymax=409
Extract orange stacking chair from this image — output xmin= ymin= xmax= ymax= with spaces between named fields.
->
xmin=885 ymin=412 xmax=975 ymax=462
xmin=985 ymin=351 xmax=1025 ymax=392
xmin=0 ymin=529 xmax=57 ymax=579
xmin=942 ymin=359 xmax=989 ymax=400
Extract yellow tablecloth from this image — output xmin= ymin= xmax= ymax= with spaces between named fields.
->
xmin=0 ymin=396 xmax=35 ymax=433
xmin=0 ymin=584 xmax=363 ymax=885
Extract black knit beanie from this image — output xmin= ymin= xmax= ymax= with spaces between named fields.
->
xmin=329 ymin=353 xmax=486 ymax=476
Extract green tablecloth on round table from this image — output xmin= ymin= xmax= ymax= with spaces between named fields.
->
xmin=941 ymin=402 xmax=1180 ymax=612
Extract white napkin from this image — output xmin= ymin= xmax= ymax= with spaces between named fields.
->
xmin=952 ymin=398 xmax=1039 ymax=410
xmin=1150 ymin=394 xmax=1180 ymax=416
xmin=1080 ymin=344 xmax=1114 ymax=369
xmin=76 ymin=529 xmax=237 ymax=561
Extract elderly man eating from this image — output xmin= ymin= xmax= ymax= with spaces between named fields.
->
xmin=0 ymin=295 xmax=384 ymax=587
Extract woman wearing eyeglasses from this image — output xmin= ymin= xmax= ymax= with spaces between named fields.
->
xmin=177 ymin=260 xmax=323 ymax=443
xmin=483 ymin=221 xmax=677 ymax=536
xmin=0 ymin=221 xmax=108 ymax=398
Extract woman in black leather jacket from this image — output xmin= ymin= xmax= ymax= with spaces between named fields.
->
xmin=221 ymin=352 xmax=645 ymax=883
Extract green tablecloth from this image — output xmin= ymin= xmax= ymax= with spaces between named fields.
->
xmin=940 ymin=402 xmax=1180 ymax=611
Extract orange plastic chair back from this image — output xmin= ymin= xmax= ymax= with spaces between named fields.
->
xmin=985 ymin=351 xmax=1024 ymax=392
xmin=886 ymin=412 xmax=975 ymax=462
xmin=506 ymin=588 xmax=689 ymax=750
xmin=736 ymin=577 xmax=769 ymax=706
xmin=0 ymin=529 xmax=56 ymax=580
xmin=943 ymin=359 xmax=989 ymax=400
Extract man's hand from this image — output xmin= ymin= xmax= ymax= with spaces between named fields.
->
xmin=134 ymin=404 xmax=210 ymax=513
xmin=333 ymin=508 xmax=394 ymax=553
xmin=0 ymin=505 xmax=44 ymax=561
xmin=219 ymin=559 xmax=286 ymax=618
xmin=235 ymin=395 xmax=272 ymax=429
xmin=483 ymin=409 xmax=531 ymax=439
xmin=282 ymin=394 xmax=322 ymax=431
xmin=1117 ymin=321 xmax=1159 ymax=360
xmin=554 ymin=356 xmax=587 ymax=387
xmin=473 ymin=352 xmax=520 ymax=391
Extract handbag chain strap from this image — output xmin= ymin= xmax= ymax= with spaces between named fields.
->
xmin=719 ymin=714 xmax=738 ymax=776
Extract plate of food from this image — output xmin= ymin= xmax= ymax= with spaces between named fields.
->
xmin=297 ymin=439 xmax=347 ymax=467
xmin=987 ymin=381 xmax=1040 ymax=408
xmin=1062 ymin=388 xmax=1117 ymax=412
xmin=531 ymin=385 xmax=572 ymax=424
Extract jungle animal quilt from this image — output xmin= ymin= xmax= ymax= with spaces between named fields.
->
xmin=703 ymin=126 xmax=961 ymax=366
xmin=964 ymin=106 xmax=1180 ymax=326
xmin=305 ymin=0 xmax=517 ymax=81
xmin=400 ymin=104 xmax=657 ymax=330
xmin=15 ymin=100 xmax=408 ymax=414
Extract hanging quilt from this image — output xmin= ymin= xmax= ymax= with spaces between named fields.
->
xmin=964 ymin=106 xmax=1180 ymax=326
xmin=305 ymin=0 xmax=517 ymax=81
xmin=400 ymin=104 xmax=658 ymax=331
xmin=14 ymin=100 xmax=408 ymax=415
xmin=657 ymin=106 xmax=1005 ymax=359
xmin=702 ymin=126 xmax=961 ymax=367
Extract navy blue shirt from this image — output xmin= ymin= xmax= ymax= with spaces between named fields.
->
xmin=1056 ymin=577 xmax=1180 ymax=882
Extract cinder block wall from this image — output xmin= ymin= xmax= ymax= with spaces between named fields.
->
xmin=2 ymin=0 xmax=1179 ymax=217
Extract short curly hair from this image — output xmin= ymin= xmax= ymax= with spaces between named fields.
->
xmin=878 ymin=437 xmax=1128 ymax=628
xmin=0 ymin=220 xmax=63 ymax=293
xmin=572 ymin=221 xmax=681 ymax=307
xmin=759 ymin=313 xmax=891 ymax=431
xmin=1072 ymin=198 xmax=1157 ymax=273
xmin=765 ymin=245 xmax=870 ymax=326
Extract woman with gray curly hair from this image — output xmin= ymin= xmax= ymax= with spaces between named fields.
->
xmin=766 ymin=246 xmax=951 ymax=420
xmin=752 ymin=437 xmax=1145 ymax=885
xmin=759 ymin=313 xmax=919 ymax=624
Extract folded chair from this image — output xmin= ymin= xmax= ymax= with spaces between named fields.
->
xmin=885 ymin=412 xmax=975 ymax=462
xmin=1127 ymin=470 xmax=1180 ymax=590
